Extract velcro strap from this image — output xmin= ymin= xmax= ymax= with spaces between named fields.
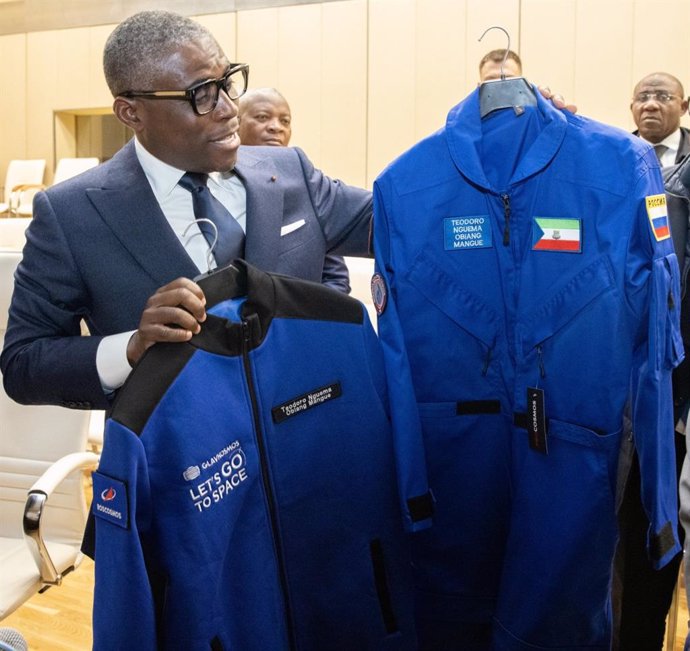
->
xmin=650 ymin=520 xmax=676 ymax=562
xmin=407 ymin=491 xmax=435 ymax=522
xmin=456 ymin=400 xmax=501 ymax=415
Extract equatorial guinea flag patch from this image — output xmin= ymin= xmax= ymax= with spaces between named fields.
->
xmin=645 ymin=194 xmax=670 ymax=241
xmin=532 ymin=217 xmax=582 ymax=253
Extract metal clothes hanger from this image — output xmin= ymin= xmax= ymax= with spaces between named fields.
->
xmin=478 ymin=26 xmax=537 ymax=118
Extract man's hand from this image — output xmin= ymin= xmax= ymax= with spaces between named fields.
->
xmin=127 ymin=277 xmax=206 ymax=366
xmin=538 ymin=85 xmax=578 ymax=114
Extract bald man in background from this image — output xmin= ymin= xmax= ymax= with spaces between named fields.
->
xmin=239 ymin=88 xmax=351 ymax=293
xmin=631 ymin=72 xmax=690 ymax=167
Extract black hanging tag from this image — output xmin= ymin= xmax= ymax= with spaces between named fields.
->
xmin=527 ymin=387 xmax=548 ymax=454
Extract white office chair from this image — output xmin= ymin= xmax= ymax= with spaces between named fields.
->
xmin=0 ymin=250 xmax=98 ymax=621
xmin=52 ymin=157 xmax=99 ymax=185
xmin=0 ymin=160 xmax=46 ymax=218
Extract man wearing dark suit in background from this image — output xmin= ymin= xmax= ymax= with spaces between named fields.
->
xmin=0 ymin=10 xmax=372 ymax=411
xmin=614 ymin=71 xmax=690 ymax=650
xmin=631 ymin=72 xmax=690 ymax=167
xmin=238 ymin=86 xmax=351 ymax=294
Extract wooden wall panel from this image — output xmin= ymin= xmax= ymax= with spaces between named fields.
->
xmin=574 ymin=0 xmax=635 ymax=129
xmin=0 ymin=33 xmax=28 ymax=186
xmin=414 ymin=0 xmax=466 ymax=140
xmin=237 ymin=8 xmax=280 ymax=90
xmin=520 ymin=0 xmax=576 ymax=104
xmin=367 ymin=0 xmax=416 ymax=185
xmin=194 ymin=12 xmax=237 ymax=62
xmin=320 ymin=0 xmax=367 ymax=187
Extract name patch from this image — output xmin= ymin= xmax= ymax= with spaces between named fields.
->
xmin=272 ymin=382 xmax=342 ymax=423
xmin=444 ymin=216 xmax=492 ymax=250
xmin=92 ymin=472 xmax=129 ymax=529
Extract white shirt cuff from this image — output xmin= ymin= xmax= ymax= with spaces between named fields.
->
xmin=96 ymin=331 xmax=136 ymax=393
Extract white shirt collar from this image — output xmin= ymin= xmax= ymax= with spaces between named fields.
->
xmin=641 ymin=128 xmax=682 ymax=154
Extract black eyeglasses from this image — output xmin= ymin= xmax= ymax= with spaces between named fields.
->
xmin=632 ymin=91 xmax=678 ymax=104
xmin=120 ymin=63 xmax=249 ymax=115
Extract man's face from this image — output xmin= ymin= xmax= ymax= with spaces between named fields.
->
xmin=631 ymin=75 xmax=688 ymax=143
xmin=479 ymin=58 xmax=522 ymax=82
xmin=131 ymin=37 xmax=240 ymax=173
xmin=239 ymin=94 xmax=292 ymax=146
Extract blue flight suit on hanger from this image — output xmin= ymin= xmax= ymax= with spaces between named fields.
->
xmin=372 ymin=86 xmax=683 ymax=650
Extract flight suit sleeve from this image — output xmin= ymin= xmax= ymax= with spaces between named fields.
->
xmin=630 ymin=157 xmax=685 ymax=569
xmin=372 ymin=178 xmax=434 ymax=532
xmin=92 ymin=420 xmax=158 ymax=650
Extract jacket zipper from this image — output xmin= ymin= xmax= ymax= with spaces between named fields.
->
xmin=241 ymin=320 xmax=297 ymax=651
xmin=501 ymin=193 xmax=511 ymax=245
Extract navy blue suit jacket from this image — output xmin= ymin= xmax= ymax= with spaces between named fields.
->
xmin=0 ymin=141 xmax=372 ymax=409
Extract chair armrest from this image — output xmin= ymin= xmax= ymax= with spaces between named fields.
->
xmin=23 ymin=451 xmax=100 ymax=586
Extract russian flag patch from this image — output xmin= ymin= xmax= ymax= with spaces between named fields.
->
xmin=646 ymin=194 xmax=670 ymax=241
xmin=532 ymin=217 xmax=582 ymax=253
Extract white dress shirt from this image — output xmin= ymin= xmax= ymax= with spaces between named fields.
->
xmin=642 ymin=128 xmax=682 ymax=168
xmin=96 ymin=138 xmax=247 ymax=392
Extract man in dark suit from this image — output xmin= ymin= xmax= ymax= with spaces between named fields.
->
xmin=631 ymin=72 xmax=690 ymax=167
xmin=238 ymin=86 xmax=351 ymax=294
xmin=614 ymin=71 xmax=690 ymax=650
xmin=0 ymin=10 xmax=371 ymax=411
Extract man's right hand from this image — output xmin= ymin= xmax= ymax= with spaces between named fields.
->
xmin=127 ymin=277 xmax=207 ymax=366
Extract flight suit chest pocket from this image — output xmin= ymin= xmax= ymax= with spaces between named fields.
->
xmin=405 ymin=249 xmax=499 ymax=348
xmin=518 ymin=255 xmax=616 ymax=354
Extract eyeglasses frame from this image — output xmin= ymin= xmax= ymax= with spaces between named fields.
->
xmin=119 ymin=63 xmax=249 ymax=116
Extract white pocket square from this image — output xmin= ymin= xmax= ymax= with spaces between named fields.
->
xmin=281 ymin=219 xmax=306 ymax=236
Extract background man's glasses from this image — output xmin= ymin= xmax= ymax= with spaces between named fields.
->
xmin=120 ymin=63 xmax=249 ymax=115
xmin=633 ymin=91 xmax=678 ymax=104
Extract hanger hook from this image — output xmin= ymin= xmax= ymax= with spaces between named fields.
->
xmin=182 ymin=218 xmax=219 ymax=273
xmin=478 ymin=25 xmax=511 ymax=81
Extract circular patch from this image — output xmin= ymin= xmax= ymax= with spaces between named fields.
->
xmin=370 ymin=272 xmax=388 ymax=316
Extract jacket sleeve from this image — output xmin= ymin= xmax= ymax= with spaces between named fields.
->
xmin=92 ymin=420 xmax=157 ymax=650
xmin=0 ymin=190 xmax=110 ymax=410
xmin=320 ymin=254 xmax=352 ymax=294
xmin=372 ymin=178 xmax=434 ymax=532
xmin=293 ymin=147 xmax=374 ymax=258
xmin=630 ymin=154 xmax=685 ymax=569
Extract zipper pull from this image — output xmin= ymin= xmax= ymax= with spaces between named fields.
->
xmin=501 ymin=194 xmax=511 ymax=246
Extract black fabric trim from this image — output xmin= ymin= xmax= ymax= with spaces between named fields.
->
xmin=513 ymin=412 xmax=528 ymax=429
xmin=110 ymin=343 xmax=196 ymax=435
xmin=457 ymin=400 xmax=501 ymax=415
xmin=650 ymin=520 xmax=677 ymax=562
xmin=210 ymin=636 xmax=224 ymax=651
xmin=407 ymin=491 xmax=434 ymax=522
xmin=369 ymin=539 xmax=399 ymax=635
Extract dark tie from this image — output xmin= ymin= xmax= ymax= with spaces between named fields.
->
xmin=654 ymin=144 xmax=669 ymax=164
xmin=178 ymin=172 xmax=245 ymax=268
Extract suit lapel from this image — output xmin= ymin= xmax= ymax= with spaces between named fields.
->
xmin=235 ymin=148 xmax=284 ymax=273
xmin=85 ymin=141 xmax=199 ymax=285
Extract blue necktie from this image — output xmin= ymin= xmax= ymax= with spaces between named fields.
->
xmin=178 ymin=172 xmax=245 ymax=268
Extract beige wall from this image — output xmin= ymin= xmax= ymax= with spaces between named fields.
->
xmin=1 ymin=0 xmax=690 ymax=191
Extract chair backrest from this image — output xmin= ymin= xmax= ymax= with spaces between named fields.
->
xmin=53 ymin=158 xmax=99 ymax=185
xmin=0 ymin=251 xmax=21 ymax=331
xmin=0 ymin=220 xmax=30 ymax=251
xmin=3 ymin=160 xmax=45 ymax=204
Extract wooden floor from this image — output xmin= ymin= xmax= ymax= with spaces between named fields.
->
xmin=1 ymin=558 xmax=688 ymax=650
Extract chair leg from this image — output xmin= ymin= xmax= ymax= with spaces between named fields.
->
xmin=664 ymin=558 xmax=683 ymax=651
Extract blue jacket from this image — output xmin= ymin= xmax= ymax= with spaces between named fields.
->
xmin=91 ymin=261 xmax=431 ymax=651
xmin=372 ymin=87 xmax=683 ymax=649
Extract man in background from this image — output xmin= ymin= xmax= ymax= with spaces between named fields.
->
xmin=631 ymin=72 xmax=690 ymax=167
xmin=239 ymin=87 xmax=350 ymax=293
xmin=478 ymin=48 xmax=522 ymax=82
xmin=614 ymin=72 xmax=690 ymax=650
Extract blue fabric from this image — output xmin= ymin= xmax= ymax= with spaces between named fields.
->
xmin=373 ymin=87 xmax=683 ymax=649
xmin=92 ymin=265 xmax=425 ymax=650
